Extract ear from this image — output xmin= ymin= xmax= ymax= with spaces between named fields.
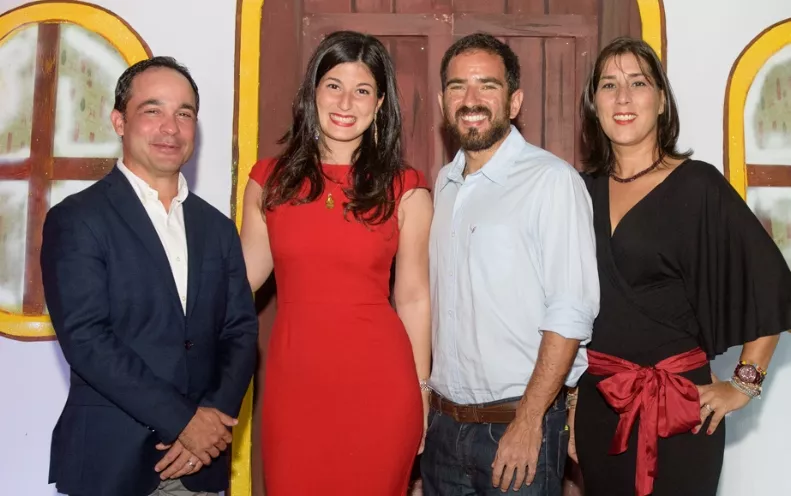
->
xmin=110 ymin=109 xmax=125 ymax=138
xmin=437 ymin=92 xmax=444 ymax=115
xmin=509 ymin=89 xmax=524 ymax=120
xmin=376 ymin=95 xmax=384 ymax=113
xmin=658 ymin=90 xmax=666 ymax=115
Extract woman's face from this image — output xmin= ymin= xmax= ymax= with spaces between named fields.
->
xmin=594 ymin=53 xmax=666 ymax=153
xmin=315 ymin=61 xmax=384 ymax=151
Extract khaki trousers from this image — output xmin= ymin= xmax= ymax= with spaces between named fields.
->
xmin=148 ymin=479 xmax=219 ymax=496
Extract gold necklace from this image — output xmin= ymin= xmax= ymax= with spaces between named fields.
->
xmin=325 ymin=180 xmax=341 ymax=209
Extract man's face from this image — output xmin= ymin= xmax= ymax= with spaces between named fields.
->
xmin=110 ymin=67 xmax=197 ymax=177
xmin=440 ymin=50 xmax=522 ymax=152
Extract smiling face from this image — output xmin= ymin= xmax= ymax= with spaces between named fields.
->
xmin=315 ymin=61 xmax=383 ymax=153
xmin=110 ymin=67 xmax=197 ymax=179
xmin=593 ymin=53 xmax=666 ymax=154
xmin=439 ymin=49 xmax=522 ymax=152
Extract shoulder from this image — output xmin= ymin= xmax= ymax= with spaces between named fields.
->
xmin=249 ymin=157 xmax=278 ymax=187
xmin=672 ymin=159 xmax=737 ymax=199
xmin=518 ymin=146 xmax=586 ymax=189
xmin=186 ymin=193 xmax=238 ymax=234
xmin=397 ymin=166 xmax=428 ymax=194
xmin=46 ymin=177 xmax=111 ymax=223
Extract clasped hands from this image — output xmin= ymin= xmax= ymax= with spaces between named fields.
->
xmin=154 ymin=406 xmax=238 ymax=480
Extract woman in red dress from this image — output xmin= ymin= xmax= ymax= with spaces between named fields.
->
xmin=239 ymin=31 xmax=432 ymax=495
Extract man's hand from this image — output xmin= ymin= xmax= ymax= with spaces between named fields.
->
xmin=177 ymin=407 xmax=237 ymax=464
xmin=154 ymin=440 xmax=203 ymax=480
xmin=491 ymin=415 xmax=543 ymax=492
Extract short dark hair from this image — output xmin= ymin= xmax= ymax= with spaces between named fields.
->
xmin=580 ymin=37 xmax=691 ymax=175
xmin=440 ymin=33 xmax=520 ymax=95
xmin=113 ymin=56 xmax=200 ymax=114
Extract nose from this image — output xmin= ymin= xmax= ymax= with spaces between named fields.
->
xmin=160 ymin=113 xmax=178 ymax=135
xmin=462 ymin=86 xmax=481 ymax=107
xmin=338 ymin=90 xmax=352 ymax=111
xmin=615 ymin=84 xmax=631 ymax=105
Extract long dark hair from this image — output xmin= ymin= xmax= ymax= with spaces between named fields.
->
xmin=263 ymin=31 xmax=404 ymax=225
xmin=580 ymin=37 xmax=691 ymax=176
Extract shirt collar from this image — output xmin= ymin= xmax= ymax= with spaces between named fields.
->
xmin=117 ymin=160 xmax=189 ymax=206
xmin=441 ymin=125 xmax=526 ymax=189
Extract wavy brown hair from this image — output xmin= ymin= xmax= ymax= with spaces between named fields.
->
xmin=262 ymin=31 xmax=405 ymax=225
xmin=580 ymin=37 xmax=691 ymax=176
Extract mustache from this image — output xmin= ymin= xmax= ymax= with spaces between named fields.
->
xmin=455 ymin=106 xmax=491 ymax=120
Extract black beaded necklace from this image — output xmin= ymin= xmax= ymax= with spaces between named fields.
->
xmin=609 ymin=157 xmax=663 ymax=183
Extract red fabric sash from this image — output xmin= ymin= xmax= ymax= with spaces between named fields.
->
xmin=586 ymin=347 xmax=708 ymax=496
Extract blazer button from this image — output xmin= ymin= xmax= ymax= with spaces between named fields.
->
xmin=184 ymin=340 xmax=193 ymax=350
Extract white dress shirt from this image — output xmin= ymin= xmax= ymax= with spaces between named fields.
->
xmin=429 ymin=126 xmax=600 ymax=404
xmin=117 ymin=161 xmax=190 ymax=314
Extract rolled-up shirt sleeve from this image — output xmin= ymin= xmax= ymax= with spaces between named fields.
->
xmin=537 ymin=166 xmax=600 ymax=343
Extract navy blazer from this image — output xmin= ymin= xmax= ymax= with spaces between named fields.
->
xmin=40 ymin=166 xmax=258 ymax=496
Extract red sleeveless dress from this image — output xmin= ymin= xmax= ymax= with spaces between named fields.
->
xmin=249 ymin=159 xmax=426 ymax=495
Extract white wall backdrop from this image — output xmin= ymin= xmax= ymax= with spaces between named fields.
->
xmin=0 ymin=0 xmax=790 ymax=495
xmin=0 ymin=1 xmax=237 ymax=494
xmin=664 ymin=1 xmax=791 ymax=495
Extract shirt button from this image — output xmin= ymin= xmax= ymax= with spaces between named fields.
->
xmin=184 ymin=340 xmax=193 ymax=350
xmin=176 ymin=257 xmax=181 ymax=262
xmin=181 ymin=296 xmax=186 ymax=303
xmin=451 ymin=231 xmax=456 ymax=237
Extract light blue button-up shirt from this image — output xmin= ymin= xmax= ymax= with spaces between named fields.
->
xmin=428 ymin=126 xmax=600 ymax=405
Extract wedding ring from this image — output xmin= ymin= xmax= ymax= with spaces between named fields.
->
xmin=704 ymin=404 xmax=714 ymax=412
xmin=187 ymin=459 xmax=195 ymax=468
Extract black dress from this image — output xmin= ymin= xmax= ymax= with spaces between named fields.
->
xmin=575 ymin=160 xmax=791 ymax=496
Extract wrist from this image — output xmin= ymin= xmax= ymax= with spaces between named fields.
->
xmin=729 ymin=376 xmax=762 ymax=400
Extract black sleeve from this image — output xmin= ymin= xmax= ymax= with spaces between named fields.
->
xmin=682 ymin=162 xmax=791 ymax=357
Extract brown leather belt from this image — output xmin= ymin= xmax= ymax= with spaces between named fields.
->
xmin=430 ymin=391 xmax=519 ymax=424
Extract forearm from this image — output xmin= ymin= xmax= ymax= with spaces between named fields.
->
xmin=516 ymin=331 xmax=580 ymax=422
xmin=397 ymin=297 xmax=431 ymax=381
xmin=739 ymin=334 xmax=781 ymax=370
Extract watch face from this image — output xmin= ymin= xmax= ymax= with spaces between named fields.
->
xmin=737 ymin=365 xmax=760 ymax=384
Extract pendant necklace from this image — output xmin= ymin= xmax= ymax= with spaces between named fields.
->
xmin=609 ymin=157 xmax=663 ymax=183
xmin=325 ymin=180 xmax=342 ymax=209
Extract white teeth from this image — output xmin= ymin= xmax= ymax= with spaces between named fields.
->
xmin=331 ymin=114 xmax=356 ymax=123
xmin=461 ymin=114 xmax=487 ymax=122
xmin=614 ymin=114 xmax=636 ymax=121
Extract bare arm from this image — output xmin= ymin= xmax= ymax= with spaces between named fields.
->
xmin=740 ymin=334 xmax=781 ymax=371
xmin=240 ymin=180 xmax=274 ymax=292
xmin=516 ymin=332 xmax=580 ymax=421
xmin=394 ymin=188 xmax=433 ymax=387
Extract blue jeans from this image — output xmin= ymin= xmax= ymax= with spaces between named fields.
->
xmin=420 ymin=395 xmax=568 ymax=496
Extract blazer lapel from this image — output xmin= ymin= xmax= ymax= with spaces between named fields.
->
xmin=104 ymin=166 xmax=181 ymax=309
xmin=183 ymin=195 xmax=205 ymax=320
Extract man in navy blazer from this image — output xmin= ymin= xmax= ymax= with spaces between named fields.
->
xmin=40 ymin=56 xmax=258 ymax=496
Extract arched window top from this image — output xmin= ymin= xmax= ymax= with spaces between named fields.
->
xmin=725 ymin=17 xmax=791 ymax=198
xmin=0 ymin=2 xmax=150 ymax=341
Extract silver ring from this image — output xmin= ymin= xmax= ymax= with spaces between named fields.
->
xmin=704 ymin=404 xmax=714 ymax=412
xmin=187 ymin=459 xmax=195 ymax=468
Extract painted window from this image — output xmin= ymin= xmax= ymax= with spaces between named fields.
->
xmin=0 ymin=3 xmax=149 ymax=340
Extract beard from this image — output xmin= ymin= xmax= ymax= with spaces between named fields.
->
xmin=443 ymin=102 xmax=512 ymax=152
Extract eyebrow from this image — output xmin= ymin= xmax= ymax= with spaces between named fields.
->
xmin=137 ymin=99 xmax=197 ymax=114
xmin=325 ymin=77 xmax=375 ymax=89
xmin=600 ymin=73 xmax=646 ymax=80
xmin=445 ymin=77 xmax=504 ymax=87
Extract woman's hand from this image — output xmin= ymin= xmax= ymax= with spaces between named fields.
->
xmin=694 ymin=373 xmax=752 ymax=435
xmin=418 ymin=390 xmax=430 ymax=454
xmin=567 ymin=400 xmax=578 ymax=463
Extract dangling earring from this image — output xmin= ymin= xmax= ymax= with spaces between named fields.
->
xmin=314 ymin=129 xmax=320 ymax=141
xmin=373 ymin=118 xmax=378 ymax=146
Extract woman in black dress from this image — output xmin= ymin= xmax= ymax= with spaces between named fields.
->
xmin=570 ymin=37 xmax=791 ymax=496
